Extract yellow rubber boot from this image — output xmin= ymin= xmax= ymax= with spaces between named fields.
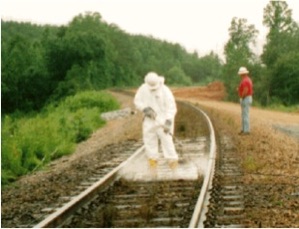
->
xmin=169 ymin=160 xmax=178 ymax=170
xmin=149 ymin=159 xmax=157 ymax=169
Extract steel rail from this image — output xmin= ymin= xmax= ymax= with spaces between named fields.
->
xmin=33 ymin=96 xmax=216 ymax=228
xmin=108 ymin=94 xmax=216 ymax=228
xmin=187 ymin=102 xmax=216 ymax=228
xmin=33 ymin=146 xmax=145 ymax=228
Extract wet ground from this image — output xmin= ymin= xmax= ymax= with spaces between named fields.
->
xmin=119 ymin=137 xmax=209 ymax=182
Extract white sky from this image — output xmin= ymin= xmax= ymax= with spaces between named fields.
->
xmin=2 ymin=0 xmax=299 ymax=58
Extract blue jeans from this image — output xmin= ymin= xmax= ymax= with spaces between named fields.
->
xmin=241 ymin=96 xmax=252 ymax=133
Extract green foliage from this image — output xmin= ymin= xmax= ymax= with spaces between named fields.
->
xmin=261 ymin=1 xmax=299 ymax=105
xmin=242 ymin=155 xmax=259 ymax=173
xmin=182 ymin=51 xmax=223 ymax=84
xmin=2 ymin=13 xmax=220 ymax=114
xmin=218 ymin=3 xmax=298 ymax=107
xmin=266 ymin=103 xmax=299 ymax=113
xmin=1 ymin=21 xmax=58 ymax=113
xmin=2 ymin=6 xmax=298 ymax=124
xmin=1 ymin=91 xmax=120 ymax=186
xmin=270 ymin=51 xmax=299 ymax=105
xmin=247 ymin=64 xmax=269 ymax=106
xmin=222 ymin=17 xmax=258 ymax=101
xmin=1 ymin=32 xmax=51 ymax=112
xmin=263 ymin=1 xmax=296 ymax=40
xmin=224 ymin=17 xmax=258 ymax=65
xmin=58 ymin=90 xmax=120 ymax=113
xmin=166 ymin=66 xmax=192 ymax=85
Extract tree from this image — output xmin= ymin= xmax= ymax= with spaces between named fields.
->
xmin=261 ymin=1 xmax=299 ymax=105
xmin=224 ymin=18 xmax=258 ymax=65
xmin=262 ymin=1 xmax=297 ymax=67
xmin=166 ymin=66 xmax=192 ymax=85
xmin=1 ymin=34 xmax=51 ymax=112
xmin=45 ymin=12 xmax=111 ymax=100
xmin=184 ymin=52 xmax=223 ymax=84
xmin=2 ymin=12 xmax=224 ymax=113
xmin=223 ymin=17 xmax=258 ymax=100
xmin=270 ymin=51 xmax=299 ymax=105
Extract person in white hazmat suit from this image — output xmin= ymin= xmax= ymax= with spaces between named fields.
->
xmin=134 ymin=72 xmax=179 ymax=169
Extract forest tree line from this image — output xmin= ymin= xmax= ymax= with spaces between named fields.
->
xmin=1 ymin=12 xmax=222 ymax=114
xmin=2 ymin=1 xmax=299 ymax=115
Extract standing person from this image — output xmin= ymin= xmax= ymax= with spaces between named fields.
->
xmin=237 ymin=67 xmax=253 ymax=135
xmin=134 ymin=72 xmax=179 ymax=169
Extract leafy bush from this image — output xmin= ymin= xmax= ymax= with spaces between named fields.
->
xmin=166 ymin=66 xmax=192 ymax=86
xmin=1 ymin=91 xmax=120 ymax=186
xmin=60 ymin=90 xmax=119 ymax=112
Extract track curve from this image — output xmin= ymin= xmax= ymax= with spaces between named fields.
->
xmin=32 ymin=100 xmax=217 ymax=228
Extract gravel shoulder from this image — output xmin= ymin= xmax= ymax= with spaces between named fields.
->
xmin=179 ymin=97 xmax=299 ymax=227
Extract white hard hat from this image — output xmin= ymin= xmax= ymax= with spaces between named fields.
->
xmin=238 ymin=67 xmax=249 ymax=75
xmin=144 ymin=72 xmax=161 ymax=90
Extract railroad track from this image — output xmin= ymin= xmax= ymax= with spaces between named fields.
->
xmin=203 ymin=135 xmax=246 ymax=228
xmin=32 ymin=100 xmax=248 ymax=228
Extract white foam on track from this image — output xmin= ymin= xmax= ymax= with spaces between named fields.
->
xmin=119 ymin=139 xmax=209 ymax=181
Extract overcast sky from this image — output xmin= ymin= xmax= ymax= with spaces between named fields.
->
xmin=2 ymin=0 xmax=299 ymax=58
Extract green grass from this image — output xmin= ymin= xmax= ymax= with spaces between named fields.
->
xmin=253 ymin=100 xmax=299 ymax=113
xmin=1 ymin=90 xmax=120 ymax=186
xmin=267 ymin=103 xmax=299 ymax=113
xmin=242 ymin=155 xmax=259 ymax=173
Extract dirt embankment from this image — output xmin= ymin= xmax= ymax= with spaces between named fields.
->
xmin=172 ymin=81 xmax=226 ymax=101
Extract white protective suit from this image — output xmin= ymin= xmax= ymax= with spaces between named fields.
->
xmin=134 ymin=74 xmax=178 ymax=161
